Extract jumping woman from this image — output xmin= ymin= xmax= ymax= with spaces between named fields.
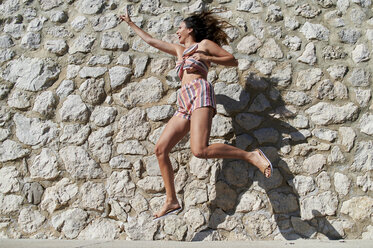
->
xmin=119 ymin=8 xmax=273 ymax=219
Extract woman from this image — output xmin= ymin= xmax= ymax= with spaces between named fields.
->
xmin=119 ymin=9 xmax=273 ymax=219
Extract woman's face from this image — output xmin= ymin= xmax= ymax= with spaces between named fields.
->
xmin=176 ymin=21 xmax=192 ymax=44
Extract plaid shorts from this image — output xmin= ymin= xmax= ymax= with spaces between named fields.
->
xmin=174 ymin=78 xmax=216 ymax=120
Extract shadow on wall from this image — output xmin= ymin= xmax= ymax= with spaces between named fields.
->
xmin=192 ymin=74 xmax=342 ymax=241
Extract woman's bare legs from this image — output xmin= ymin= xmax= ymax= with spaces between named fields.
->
xmin=154 ymin=116 xmax=190 ymax=218
xmin=190 ymin=107 xmax=272 ymax=177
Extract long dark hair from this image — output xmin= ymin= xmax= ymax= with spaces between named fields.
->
xmin=183 ymin=11 xmax=232 ymax=46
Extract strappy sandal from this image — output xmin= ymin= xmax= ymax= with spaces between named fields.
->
xmin=255 ymin=148 xmax=273 ymax=178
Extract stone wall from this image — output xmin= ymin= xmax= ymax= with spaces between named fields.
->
xmin=0 ymin=0 xmax=372 ymax=241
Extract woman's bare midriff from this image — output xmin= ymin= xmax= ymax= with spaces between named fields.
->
xmin=181 ymin=72 xmax=208 ymax=86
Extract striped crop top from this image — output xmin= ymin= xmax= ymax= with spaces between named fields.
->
xmin=175 ymin=43 xmax=209 ymax=81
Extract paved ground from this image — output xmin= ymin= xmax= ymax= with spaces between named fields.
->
xmin=0 ymin=239 xmax=372 ymax=248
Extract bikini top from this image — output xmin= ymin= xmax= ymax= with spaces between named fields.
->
xmin=175 ymin=43 xmax=209 ymax=81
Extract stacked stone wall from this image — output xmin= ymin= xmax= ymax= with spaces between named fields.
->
xmin=0 ymin=0 xmax=372 ymax=241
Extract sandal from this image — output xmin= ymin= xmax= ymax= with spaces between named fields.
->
xmin=255 ymin=148 xmax=273 ymax=178
xmin=153 ymin=207 xmax=182 ymax=221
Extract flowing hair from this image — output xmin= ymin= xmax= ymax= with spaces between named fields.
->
xmin=183 ymin=10 xmax=232 ymax=46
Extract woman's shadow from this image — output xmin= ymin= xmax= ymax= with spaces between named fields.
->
xmin=192 ymin=73 xmax=343 ymax=241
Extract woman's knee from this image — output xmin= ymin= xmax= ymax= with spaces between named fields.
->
xmin=154 ymin=143 xmax=168 ymax=158
xmin=191 ymin=147 xmax=207 ymax=159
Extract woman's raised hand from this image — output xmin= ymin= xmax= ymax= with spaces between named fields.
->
xmin=119 ymin=6 xmax=132 ymax=24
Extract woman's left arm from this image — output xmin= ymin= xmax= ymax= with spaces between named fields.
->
xmin=194 ymin=39 xmax=238 ymax=67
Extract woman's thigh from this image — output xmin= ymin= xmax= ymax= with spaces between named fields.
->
xmin=155 ymin=116 xmax=190 ymax=154
xmin=190 ymin=107 xmax=214 ymax=151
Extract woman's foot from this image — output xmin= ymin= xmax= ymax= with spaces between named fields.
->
xmin=248 ymin=149 xmax=272 ymax=178
xmin=153 ymin=201 xmax=181 ymax=219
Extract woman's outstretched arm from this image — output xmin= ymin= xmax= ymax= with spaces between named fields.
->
xmin=119 ymin=8 xmax=181 ymax=56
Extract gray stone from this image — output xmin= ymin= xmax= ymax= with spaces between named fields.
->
xmin=236 ymin=190 xmax=264 ymax=213
xmin=184 ymin=208 xmax=206 ymax=231
xmin=254 ymin=59 xmax=276 ymax=75
xmin=223 ymin=160 xmax=250 ymax=187
xmin=115 ymin=77 xmax=163 ymax=108
xmin=0 ymin=49 xmax=15 ymax=64
xmin=327 ymin=65 xmax=348 ymax=80
xmin=146 ymin=105 xmax=175 ymax=121
xmin=90 ymin=106 xmax=117 ymax=127
xmin=106 ymin=170 xmax=135 ymax=199
xmin=296 ymin=68 xmax=323 ymax=90
xmin=44 ymin=39 xmax=68 ymax=55
xmin=259 ymin=38 xmax=283 ymax=59
xmin=214 ymin=82 xmax=250 ymax=115
xmin=60 ymin=124 xmax=90 ymax=145
xmin=291 ymin=115 xmax=309 ymax=129
xmin=297 ymin=42 xmax=316 ymax=65
xmin=250 ymin=18 xmax=264 ymax=39
xmin=295 ymin=4 xmax=321 ymax=18
xmin=7 ymin=90 xmax=31 ymax=109
xmin=300 ymin=22 xmax=329 ymax=40
xmin=282 ymin=35 xmax=302 ymax=51
xmin=338 ymin=127 xmax=356 ymax=152
xmin=235 ymin=113 xmax=263 ymax=131
xmin=185 ymin=180 xmax=208 ymax=207
xmin=79 ymin=78 xmax=106 ymax=105
xmin=109 ymin=155 xmax=132 ymax=169
xmin=14 ymin=114 xmax=58 ymax=146
xmin=66 ymin=65 xmax=80 ymax=80
xmin=237 ymin=0 xmax=263 ymax=13
xmin=352 ymin=44 xmax=370 ymax=63
xmin=125 ymin=213 xmax=158 ymax=240
xmin=52 ymin=208 xmax=88 ymax=239
xmin=132 ymin=37 xmax=158 ymax=54
xmin=22 ymin=182 xmax=44 ymax=205
xmin=137 ymin=176 xmax=164 ymax=193
xmin=316 ymin=171 xmax=331 ymax=191
xmin=4 ymin=23 xmax=24 ymax=39
xmin=0 ymin=35 xmax=14 ymax=49
xmin=1 ymin=57 xmax=60 ymax=92
xmin=40 ymin=178 xmax=78 ymax=213
xmin=0 ymin=140 xmax=29 ymax=162
xmin=69 ymin=34 xmax=96 ymax=54
xmin=78 ymin=0 xmax=104 ymax=15
xmin=357 ymin=173 xmax=373 ymax=192
xmin=284 ymin=91 xmax=311 ymax=106
xmin=336 ymin=0 xmax=350 ymax=12
xmin=78 ymin=218 xmax=121 ymax=240
xmin=305 ymin=102 xmax=359 ymax=125
xmin=211 ymin=115 xmax=233 ymax=137
xmin=50 ymin=10 xmax=68 ymax=23
xmin=362 ymin=226 xmax=373 ymax=240
xmin=147 ymin=14 xmax=173 ymax=34
xmin=40 ymin=0 xmax=63 ymax=10
xmin=130 ymin=194 xmax=149 ymax=215
xmin=253 ymin=128 xmax=279 ymax=144
xmin=312 ymin=128 xmax=338 ymax=141
xmin=290 ymin=130 xmax=311 ymax=142
xmin=0 ymin=166 xmax=19 ymax=194
xmin=289 ymin=175 xmax=315 ymax=196
xmin=248 ymin=94 xmax=271 ymax=112
xmin=352 ymin=141 xmax=373 ymax=172
xmin=79 ymin=182 xmax=105 ymax=211
xmin=21 ymin=32 xmax=41 ymax=50
xmin=30 ymin=148 xmax=59 ymax=180
xmin=79 ymin=67 xmax=107 ymax=79
xmin=46 ymin=26 xmax=73 ymax=38
xmin=88 ymin=55 xmax=111 ymax=66
xmin=354 ymin=88 xmax=371 ymax=107
xmin=60 ymin=146 xmax=103 ymax=179
xmin=332 ymin=81 xmax=348 ymax=100
xmin=109 ymin=66 xmax=132 ymax=90
xmin=270 ymin=62 xmax=292 ymax=88
xmin=328 ymin=146 xmax=345 ymax=164
xmin=360 ymin=113 xmax=373 ymax=136
xmin=91 ymin=13 xmax=119 ymax=32
xmin=71 ymin=16 xmax=88 ymax=31
xmin=33 ymin=91 xmax=57 ymax=117
xmin=334 ymin=172 xmax=350 ymax=196
xmin=164 ymin=216 xmax=187 ymax=241
xmin=116 ymin=54 xmax=131 ymax=66
xmin=348 ymin=68 xmax=370 ymax=87
xmin=300 ymin=191 xmax=338 ymax=220
xmin=101 ymin=31 xmax=128 ymax=51
xmin=266 ymin=4 xmax=283 ymax=22
xmin=0 ymin=194 xmax=23 ymax=214
xmin=303 ymin=154 xmax=326 ymax=174
xmin=339 ymin=29 xmax=361 ymax=44
xmin=189 ymin=156 xmax=215 ymax=179
xmin=117 ymin=140 xmax=147 ymax=155
xmin=116 ymin=108 xmax=151 ymax=142
xmin=243 ymin=212 xmax=277 ymax=238
xmin=341 ymin=196 xmax=373 ymax=221
xmin=218 ymin=68 xmax=239 ymax=83
xmin=59 ymin=95 xmax=89 ymax=123
xmin=291 ymin=216 xmax=317 ymax=238
xmin=18 ymin=208 xmax=45 ymax=234
xmin=133 ymin=55 xmax=149 ymax=78
xmin=88 ymin=126 xmax=113 ymax=163
xmin=237 ymin=35 xmax=262 ymax=54
xmin=284 ymin=17 xmax=300 ymax=30
xmin=0 ymin=128 xmax=10 ymax=142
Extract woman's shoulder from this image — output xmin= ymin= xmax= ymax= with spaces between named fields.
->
xmin=199 ymin=39 xmax=219 ymax=48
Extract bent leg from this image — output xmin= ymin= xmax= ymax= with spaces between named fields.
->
xmin=190 ymin=107 xmax=272 ymax=177
xmin=154 ymin=115 xmax=190 ymax=218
